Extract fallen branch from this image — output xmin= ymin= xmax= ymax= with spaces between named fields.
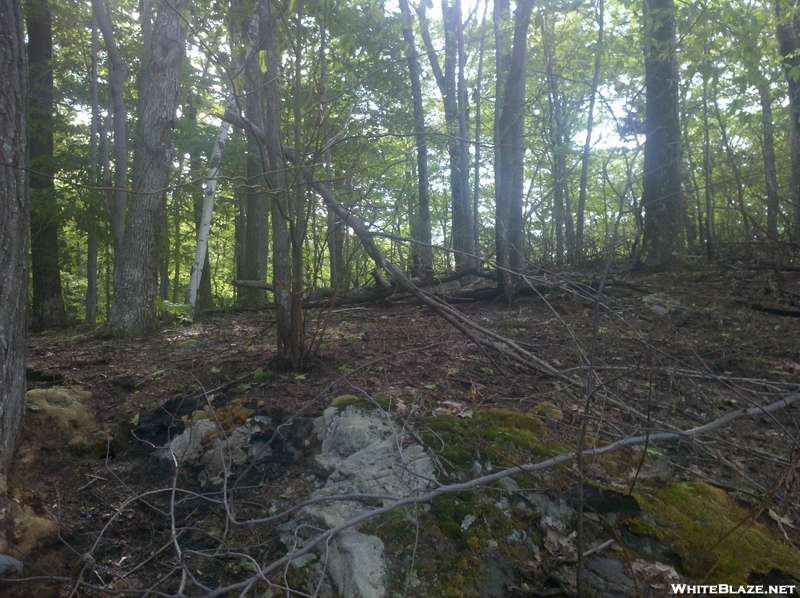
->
xmin=220 ymin=107 xmax=573 ymax=381
xmin=198 ymin=391 xmax=799 ymax=597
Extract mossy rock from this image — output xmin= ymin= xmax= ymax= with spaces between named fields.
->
xmin=330 ymin=394 xmax=390 ymax=413
xmin=629 ymin=481 xmax=800 ymax=584
xmin=20 ymin=387 xmax=105 ymax=459
xmin=418 ymin=408 xmax=556 ymax=472
xmin=206 ymin=399 xmax=254 ymax=437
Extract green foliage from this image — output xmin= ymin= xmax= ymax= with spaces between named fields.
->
xmin=156 ymin=300 xmax=193 ymax=323
xmin=43 ymin=0 xmax=800 ymax=324
xmin=630 ymin=482 xmax=800 ymax=584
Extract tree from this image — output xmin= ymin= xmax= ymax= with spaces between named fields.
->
xmin=775 ymin=0 xmax=800 ymax=239
xmin=639 ymin=0 xmax=684 ymax=268
xmin=0 ymin=0 xmax=28 ymax=518
xmin=576 ymin=0 xmax=604 ymax=259
xmin=239 ymin=23 xmax=270 ymax=308
xmin=27 ymin=0 xmax=67 ymax=329
xmin=398 ymin=0 xmax=433 ymax=277
xmin=257 ymin=0 xmax=300 ymax=366
xmin=418 ymin=0 xmax=475 ymax=270
xmin=91 ymin=0 xmax=128 ymax=260
xmin=110 ymin=0 xmax=187 ymax=337
xmin=495 ymin=0 xmax=534 ymax=295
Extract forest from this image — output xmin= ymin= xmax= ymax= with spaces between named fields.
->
xmin=1 ymin=0 xmax=800 ymax=595
xmin=10 ymin=0 xmax=800 ymax=343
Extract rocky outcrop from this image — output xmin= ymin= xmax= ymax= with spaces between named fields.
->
xmin=280 ymin=403 xmax=437 ymax=598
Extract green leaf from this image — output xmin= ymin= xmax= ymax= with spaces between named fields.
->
xmin=259 ymin=50 xmax=268 ymax=74
xmin=295 ymin=374 xmax=307 ymax=381
xmin=254 ymin=367 xmax=274 ymax=380
xmin=238 ymin=382 xmax=254 ymax=391
xmin=423 ymin=383 xmax=437 ymax=390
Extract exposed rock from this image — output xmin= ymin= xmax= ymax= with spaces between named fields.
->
xmin=281 ymin=404 xmax=437 ymax=598
xmin=583 ymin=556 xmax=635 ymax=598
xmin=158 ymin=413 xmax=274 ymax=486
xmin=0 ymin=554 xmax=23 ymax=575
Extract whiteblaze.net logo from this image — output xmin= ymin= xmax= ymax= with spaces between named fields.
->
xmin=671 ymin=585 xmax=796 ymax=595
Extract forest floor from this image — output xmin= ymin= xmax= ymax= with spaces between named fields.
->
xmin=4 ymin=248 xmax=800 ymax=597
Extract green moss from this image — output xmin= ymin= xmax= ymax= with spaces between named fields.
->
xmin=213 ymin=400 xmax=254 ymax=434
xmin=330 ymin=394 xmax=390 ymax=413
xmin=419 ymin=408 xmax=556 ymax=474
xmin=630 ymin=482 xmax=800 ymax=584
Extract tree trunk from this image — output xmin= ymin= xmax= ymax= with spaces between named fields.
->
xmin=92 ymin=0 xmax=128 ymax=259
xmin=703 ymin=64 xmax=715 ymax=258
xmin=289 ymin=8 xmax=307 ymax=367
xmin=543 ymin=18 xmax=569 ymax=265
xmin=577 ymin=0 xmax=604 ymax=260
xmin=255 ymin=0 xmax=298 ymax=366
xmin=775 ymin=0 xmax=800 ymax=238
xmin=110 ymin=0 xmax=186 ymax=337
xmin=418 ymin=1 xmax=474 ymax=270
xmin=85 ymin=13 xmax=100 ymax=325
xmin=495 ymin=0 xmax=534 ymax=296
xmin=639 ymin=0 xmax=685 ymax=269
xmin=239 ymin=45 xmax=270 ymax=308
xmin=0 ymin=0 xmax=28 ymax=514
xmin=760 ymin=82 xmax=780 ymax=240
xmin=27 ymin=0 xmax=67 ymax=330
xmin=713 ymin=87 xmax=752 ymax=241
xmin=472 ymin=2 xmax=489 ymax=261
xmin=398 ymin=0 xmax=433 ymax=277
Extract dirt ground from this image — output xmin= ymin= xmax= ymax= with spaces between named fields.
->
xmin=3 ymin=250 xmax=800 ymax=597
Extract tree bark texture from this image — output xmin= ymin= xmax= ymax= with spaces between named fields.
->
xmin=85 ymin=13 xmax=100 ymax=324
xmin=775 ymin=0 xmax=800 ymax=238
xmin=760 ymin=83 xmax=780 ymax=240
xmin=240 ymin=49 xmax=270 ymax=308
xmin=110 ymin=0 xmax=186 ymax=337
xmin=254 ymin=0 xmax=298 ymax=365
xmin=495 ymin=0 xmax=534 ymax=296
xmin=577 ymin=0 xmax=604 ymax=259
xmin=419 ymin=1 xmax=474 ymax=270
xmin=398 ymin=0 xmax=433 ymax=277
xmin=91 ymin=0 xmax=128 ymax=258
xmin=640 ymin=0 xmax=685 ymax=268
xmin=0 ymin=0 xmax=29 ymax=501
xmin=27 ymin=0 xmax=67 ymax=330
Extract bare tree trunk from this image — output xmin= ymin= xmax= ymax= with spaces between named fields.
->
xmin=398 ymin=0 xmax=433 ymax=277
xmin=239 ymin=47 xmax=270 ymax=308
xmin=472 ymin=1 xmax=489 ymax=261
xmin=254 ymin=0 xmax=298 ymax=366
xmin=640 ymin=0 xmax=685 ymax=269
xmin=760 ymin=82 xmax=780 ymax=240
xmin=27 ymin=0 xmax=67 ymax=330
xmin=86 ymin=12 xmax=100 ymax=324
xmin=455 ymin=0 xmax=474 ymax=270
xmin=0 ymin=0 xmax=28 ymax=518
xmin=543 ymin=18 xmax=566 ymax=265
xmin=418 ymin=0 xmax=474 ymax=270
xmin=577 ymin=0 xmax=604 ymax=260
xmin=110 ymin=0 xmax=186 ymax=337
xmin=775 ymin=0 xmax=800 ymax=239
xmin=92 ymin=0 xmax=128 ymax=259
xmin=289 ymin=7 xmax=307 ymax=366
xmin=703 ymin=63 xmax=715 ymax=258
xmin=496 ymin=0 xmax=534 ymax=296
xmin=711 ymin=80 xmax=751 ymax=242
